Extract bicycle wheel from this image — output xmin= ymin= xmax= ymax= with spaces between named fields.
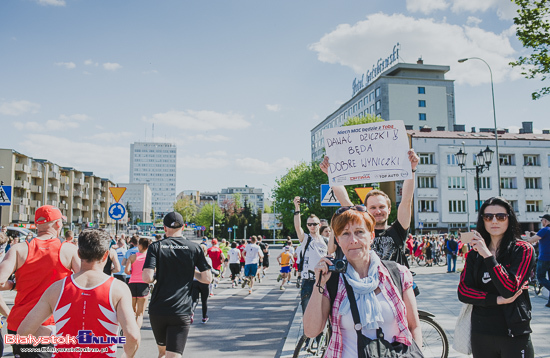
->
xmin=419 ymin=315 xmax=449 ymax=358
xmin=436 ymin=254 xmax=447 ymax=266
xmin=292 ymin=328 xmax=330 ymax=358
xmin=416 ymin=255 xmax=426 ymax=267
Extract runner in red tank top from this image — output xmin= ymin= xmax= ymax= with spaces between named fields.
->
xmin=0 ymin=205 xmax=80 ymax=358
xmin=18 ymin=229 xmax=140 ymax=358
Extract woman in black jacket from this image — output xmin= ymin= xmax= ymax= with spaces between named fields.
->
xmin=458 ymin=197 xmax=535 ymax=358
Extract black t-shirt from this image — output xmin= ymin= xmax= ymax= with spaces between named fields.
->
xmin=373 ymin=220 xmax=409 ymax=267
xmin=144 ymin=236 xmax=211 ymax=316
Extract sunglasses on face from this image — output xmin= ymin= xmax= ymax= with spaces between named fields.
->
xmin=307 ymin=223 xmax=319 ymax=227
xmin=482 ymin=213 xmax=509 ymax=222
xmin=335 ymin=205 xmax=367 ymax=215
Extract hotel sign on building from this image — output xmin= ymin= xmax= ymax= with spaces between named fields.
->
xmin=352 ymin=43 xmax=400 ymax=97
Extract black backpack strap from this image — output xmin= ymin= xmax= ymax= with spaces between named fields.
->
xmin=381 ymin=260 xmax=403 ymax=298
xmin=327 ymin=272 xmax=340 ymax=314
xmin=298 ymin=235 xmax=312 ymax=272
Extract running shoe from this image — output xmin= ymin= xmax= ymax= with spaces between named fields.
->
xmin=209 ymin=292 xmax=214 ymax=297
xmin=248 ymin=289 xmax=252 ymax=294
xmin=241 ymin=278 xmax=248 ymax=288
xmin=232 ymin=282 xmax=236 ymax=288
xmin=258 ymin=277 xmax=261 ymax=283
xmin=280 ymin=286 xmax=285 ymax=290
xmin=214 ymin=283 xmax=218 ymax=289
xmin=202 ymin=316 xmax=209 ymax=323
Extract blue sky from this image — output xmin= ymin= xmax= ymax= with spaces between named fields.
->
xmin=1 ymin=0 xmax=548 ymax=198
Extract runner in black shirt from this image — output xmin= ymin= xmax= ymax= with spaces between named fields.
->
xmin=320 ymin=149 xmax=419 ymax=267
xmin=142 ymin=212 xmax=212 ymax=357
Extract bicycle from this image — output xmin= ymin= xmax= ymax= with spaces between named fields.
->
xmin=292 ymin=322 xmax=331 ymax=358
xmin=418 ymin=310 xmax=449 ymax=358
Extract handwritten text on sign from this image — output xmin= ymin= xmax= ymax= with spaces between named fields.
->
xmin=323 ymin=120 xmax=412 ymax=186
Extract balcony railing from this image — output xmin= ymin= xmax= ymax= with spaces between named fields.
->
xmin=14 ymin=180 xmax=30 ymax=190
xmin=31 ymin=170 xmax=43 ymax=178
xmin=15 ymin=164 xmax=30 ymax=173
xmin=47 ymin=186 xmax=59 ymax=193
xmin=31 ymin=185 xmax=42 ymax=193
xmin=30 ymin=200 xmax=41 ymax=207
xmin=48 ymin=171 xmax=59 ymax=180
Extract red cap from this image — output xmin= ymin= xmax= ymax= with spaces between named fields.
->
xmin=35 ymin=205 xmax=67 ymax=225
xmin=211 ymin=238 xmax=218 ymax=245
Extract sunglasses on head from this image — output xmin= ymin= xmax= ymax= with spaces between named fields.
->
xmin=335 ymin=205 xmax=367 ymax=215
xmin=482 ymin=213 xmax=509 ymax=222
xmin=307 ymin=222 xmax=319 ymax=227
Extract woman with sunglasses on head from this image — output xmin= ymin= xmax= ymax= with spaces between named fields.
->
xmin=303 ymin=206 xmax=422 ymax=358
xmin=458 ymin=197 xmax=535 ymax=358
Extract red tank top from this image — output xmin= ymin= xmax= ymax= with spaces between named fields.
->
xmin=53 ymin=275 xmax=118 ymax=357
xmin=8 ymin=238 xmax=72 ymax=331
xmin=207 ymin=247 xmax=223 ymax=270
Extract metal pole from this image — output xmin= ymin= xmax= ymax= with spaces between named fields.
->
xmin=463 ymin=142 xmax=471 ymax=230
xmin=476 ymin=166 xmax=481 ymax=213
xmin=212 ymin=203 xmax=215 ymax=238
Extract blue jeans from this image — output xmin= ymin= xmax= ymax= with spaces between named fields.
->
xmin=536 ymin=260 xmax=550 ymax=301
xmin=447 ymin=254 xmax=457 ymax=272
xmin=300 ymin=279 xmax=315 ymax=314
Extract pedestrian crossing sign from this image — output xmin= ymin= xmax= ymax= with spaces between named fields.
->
xmin=320 ymin=184 xmax=340 ymax=207
xmin=0 ymin=186 xmax=12 ymax=206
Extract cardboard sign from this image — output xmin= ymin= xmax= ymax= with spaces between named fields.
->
xmin=323 ymin=120 xmax=412 ymax=186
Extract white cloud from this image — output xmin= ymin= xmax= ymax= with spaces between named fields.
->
xmin=451 ymin=0 xmax=518 ymax=19
xmin=309 ymin=13 xmax=518 ymax=86
xmin=84 ymin=59 xmax=99 ymax=66
xmin=179 ymin=154 xmax=229 ymax=170
xmin=266 ymin=104 xmax=281 ymax=112
xmin=406 ymin=0 xmax=449 ymax=14
xmin=235 ymin=157 xmax=298 ymax=175
xmin=54 ymin=62 xmax=76 ymax=69
xmin=186 ymin=134 xmax=229 ymax=142
xmin=103 ymin=63 xmax=122 ymax=71
xmin=89 ymin=132 xmax=134 ymax=141
xmin=143 ymin=110 xmax=251 ymax=131
xmin=59 ymin=114 xmax=90 ymax=121
xmin=0 ymin=100 xmax=40 ymax=116
xmin=21 ymin=134 xmax=128 ymax=179
xmin=37 ymin=0 xmax=65 ymax=6
xmin=466 ymin=16 xmax=482 ymax=26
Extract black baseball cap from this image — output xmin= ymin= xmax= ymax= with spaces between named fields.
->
xmin=163 ymin=212 xmax=184 ymax=228
xmin=540 ymin=214 xmax=550 ymax=221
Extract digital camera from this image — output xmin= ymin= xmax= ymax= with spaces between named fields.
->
xmin=327 ymin=258 xmax=347 ymax=273
xmin=299 ymin=197 xmax=308 ymax=204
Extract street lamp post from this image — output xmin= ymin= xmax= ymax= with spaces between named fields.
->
xmin=455 ymin=145 xmax=495 ymax=212
xmin=458 ymin=57 xmax=501 ymax=196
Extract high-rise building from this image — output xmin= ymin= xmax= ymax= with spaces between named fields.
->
xmin=129 ymin=142 xmax=176 ymax=217
xmin=117 ymin=183 xmax=152 ymax=224
xmin=311 ymin=58 xmax=456 ymax=162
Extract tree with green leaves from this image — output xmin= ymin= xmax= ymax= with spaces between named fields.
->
xmin=173 ymin=196 xmax=197 ymax=223
xmin=511 ymin=0 xmax=550 ymax=99
xmin=194 ymin=204 xmax=224 ymax=236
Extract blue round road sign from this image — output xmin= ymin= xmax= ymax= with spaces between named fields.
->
xmin=108 ymin=203 xmax=126 ymax=221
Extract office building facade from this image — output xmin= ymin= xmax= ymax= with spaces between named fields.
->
xmin=117 ymin=183 xmax=152 ymax=224
xmin=218 ymin=186 xmax=264 ymax=213
xmin=129 ymin=142 xmax=176 ymax=217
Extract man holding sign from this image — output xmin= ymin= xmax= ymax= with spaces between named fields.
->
xmin=320 ymin=120 xmax=419 ymax=267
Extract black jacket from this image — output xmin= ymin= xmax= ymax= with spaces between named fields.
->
xmin=458 ymin=240 xmax=534 ymax=337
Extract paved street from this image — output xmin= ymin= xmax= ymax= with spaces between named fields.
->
xmin=2 ymin=248 xmax=550 ymax=357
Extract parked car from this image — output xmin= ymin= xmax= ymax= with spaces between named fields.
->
xmin=6 ymin=227 xmax=37 ymax=243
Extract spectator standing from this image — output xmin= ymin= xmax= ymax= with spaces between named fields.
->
xmin=447 ymin=235 xmax=459 ymax=273
xmin=527 ymin=214 xmax=550 ymax=307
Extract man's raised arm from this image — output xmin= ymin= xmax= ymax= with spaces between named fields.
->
xmin=293 ymin=196 xmax=306 ymax=243
xmin=397 ymin=149 xmax=419 ymax=230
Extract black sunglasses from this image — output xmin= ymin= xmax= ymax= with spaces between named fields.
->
xmin=335 ymin=205 xmax=367 ymax=215
xmin=482 ymin=213 xmax=509 ymax=222
xmin=307 ymin=223 xmax=319 ymax=227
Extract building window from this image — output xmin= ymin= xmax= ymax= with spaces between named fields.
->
xmin=526 ymin=200 xmax=541 ymax=212
xmin=418 ymin=87 xmax=425 ymax=94
xmin=419 ymin=200 xmax=436 ymax=212
xmin=375 ymin=87 xmax=381 ymax=97
xmin=418 ymin=100 xmax=426 ymax=107
xmin=364 ymin=97 xmax=368 ymax=106
xmin=369 ymin=91 xmax=375 ymax=101
xmin=500 ymin=177 xmax=517 ymax=189
xmin=358 ymin=101 xmax=362 ymax=110
xmin=499 ymin=154 xmax=515 ymax=166
xmin=348 ymin=108 xmax=352 ymax=116
xmin=448 ymin=176 xmax=465 ymax=189
xmin=447 ymin=154 xmax=457 ymax=165
xmin=524 ymin=155 xmax=540 ymax=166
xmin=419 ymin=113 xmax=427 ymax=121
xmin=370 ymin=104 xmax=375 ymax=113
xmin=449 ymin=200 xmax=467 ymax=213
xmin=474 ymin=177 xmax=491 ymax=190
xmin=353 ymin=104 xmax=357 ymax=113
xmin=509 ymin=200 xmax=519 ymax=212
xmin=376 ymin=100 xmax=381 ymax=111
xmin=525 ymin=177 xmax=542 ymax=189
xmin=419 ymin=153 xmax=435 ymax=165
xmin=417 ymin=176 xmax=436 ymax=188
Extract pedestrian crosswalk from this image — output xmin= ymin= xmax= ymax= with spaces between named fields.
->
xmin=209 ymin=285 xmax=300 ymax=301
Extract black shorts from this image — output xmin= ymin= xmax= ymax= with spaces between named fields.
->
xmin=9 ymin=329 xmax=53 ymax=358
xmin=240 ymin=261 xmax=245 ymax=269
xmin=128 ymin=282 xmax=150 ymax=297
xmin=149 ymin=314 xmax=191 ymax=354
xmin=263 ymin=256 xmax=270 ymax=268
